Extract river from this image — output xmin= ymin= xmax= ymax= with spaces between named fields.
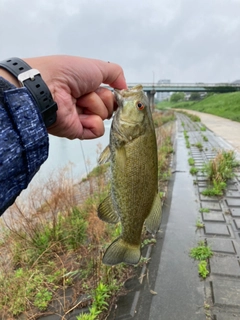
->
xmin=2 ymin=119 xmax=111 ymax=218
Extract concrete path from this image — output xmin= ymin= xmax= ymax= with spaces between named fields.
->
xmin=179 ymin=109 xmax=240 ymax=153
xmin=110 ymin=111 xmax=240 ymax=320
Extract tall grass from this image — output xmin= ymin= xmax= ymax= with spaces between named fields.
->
xmin=0 ymin=114 xmax=175 ymax=319
xmin=0 ymin=164 xmax=129 ymax=319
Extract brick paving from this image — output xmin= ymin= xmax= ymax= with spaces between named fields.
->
xmin=177 ymin=112 xmax=240 ymax=319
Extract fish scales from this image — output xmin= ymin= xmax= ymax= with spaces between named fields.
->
xmin=98 ymin=84 xmax=162 ymax=265
xmin=111 ymin=135 xmax=157 ymax=245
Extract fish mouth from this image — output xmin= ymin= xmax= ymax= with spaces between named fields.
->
xmin=114 ymin=85 xmax=143 ymax=98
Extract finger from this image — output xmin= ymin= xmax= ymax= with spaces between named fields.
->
xmin=91 ymin=59 xmax=128 ymax=89
xmin=79 ymin=114 xmax=105 ymax=139
xmin=94 ymin=87 xmax=116 ymax=118
xmin=76 ymin=90 xmax=114 ymax=119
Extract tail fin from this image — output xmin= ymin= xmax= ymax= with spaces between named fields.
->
xmin=103 ymin=237 xmax=141 ymax=266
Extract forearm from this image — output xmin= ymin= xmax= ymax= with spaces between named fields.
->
xmin=0 ymin=76 xmax=49 ymax=215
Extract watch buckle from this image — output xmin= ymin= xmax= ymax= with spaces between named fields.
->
xmin=18 ymin=69 xmax=40 ymax=86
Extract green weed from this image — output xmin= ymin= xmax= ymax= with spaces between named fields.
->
xmin=199 ymin=208 xmax=210 ymax=213
xmin=198 ymin=260 xmax=209 ymax=278
xmin=188 ymin=158 xmax=195 ymax=166
xmin=190 ymin=167 xmax=199 ymax=175
xmin=190 ymin=241 xmax=213 ymax=260
xmin=196 ymin=220 xmax=204 ymax=229
xmin=201 ymin=150 xmax=239 ymax=196
xmin=77 ymin=281 xmax=111 ymax=320
xmin=194 ymin=142 xmax=203 ymax=151
xmin=202 ymin=180 xmax=226 ymax=197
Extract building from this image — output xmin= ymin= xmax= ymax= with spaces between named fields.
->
xmin=156 ymin=79 xmax=171 ymax=101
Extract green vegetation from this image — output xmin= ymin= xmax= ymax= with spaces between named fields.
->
xmin=200 ymin=126 xmax=206 ymax=131
xmin=194 ymin=142 xmax=203 ymax=151
xmin=199 ymin=208 xmax=210 ymax=213
xmin=162 ymin=91 xmax=240 ymax=123
xmin=188 ymin=158 xmax=195 ymax=166
xmin=0 ymin=117 xmax=175 ymax=319
xmin=201 ymin=181 xmax=226 ymax=196
xmin=196 ymin=220 xmax=204 ymax=229
xmin=190 ymin=241 xmax=213 ymax=261
xmin=170 ymin=92 xmax=185 ymax=103
xmin=190 ymin=167 xmax=199 ymax=175
xmin=201 ymin=150 xmax=239 ymax=196
xmin=202 ymin=135 xmax=208 ymax=142
xmin=190 ymin=241 xmax=213 ymax=279
xmin=77 ymin=282 xmax=114 ymax=320
xmin=152 ymin=110 xmax=175 ymax=128
xmin=0 ymin=168 xmax=130 ymax=319
xmin=198 ymin=261 xmax=209 ymax=279
xmin=183 ymin=130 xmax=190 ymax=148
xmin=189 ymin=92 xmax=201 ymax=101
xmin=156 ymin=125 xmax=174 ymax=181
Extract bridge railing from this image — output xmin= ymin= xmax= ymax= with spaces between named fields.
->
xmin=127 ymin=83 xmax=240 ymax=87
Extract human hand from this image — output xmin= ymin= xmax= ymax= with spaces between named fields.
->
xmin=24 ymin=55 xmax=127 ymax=139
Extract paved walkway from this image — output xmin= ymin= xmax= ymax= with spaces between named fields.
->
xmin=179 ymin=109 xmax=240 ymax=153
xmin=110 ymin=111 xmax=240 ymax=320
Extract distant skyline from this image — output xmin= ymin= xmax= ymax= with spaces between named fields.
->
xmin=1 ymin=0 xmax=240 ymax=83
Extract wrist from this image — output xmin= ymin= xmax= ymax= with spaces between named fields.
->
xmin=0 ymin=68 xmax=19 ymax=87
xmin=0 ymin=58 xmax=58 ymax=128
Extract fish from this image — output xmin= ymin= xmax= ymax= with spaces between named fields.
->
xmin=98 ymin=84 xmax=162 ymax=265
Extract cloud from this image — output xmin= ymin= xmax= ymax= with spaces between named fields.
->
xmin=0 ymin=0 xmax=240 ymax=82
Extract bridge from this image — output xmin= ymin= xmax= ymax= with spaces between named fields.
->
xmin=102 ymin=82 xmax=240 ymax=110
xmin=127 ymin=82 xmax=240 ymax=93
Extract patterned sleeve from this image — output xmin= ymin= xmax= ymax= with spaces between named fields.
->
xmin=0 ymin=76 xmax=49 ymax=215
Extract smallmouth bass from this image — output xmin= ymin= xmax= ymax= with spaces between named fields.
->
xmin=98 ymin=84 xmax=162 ymax=265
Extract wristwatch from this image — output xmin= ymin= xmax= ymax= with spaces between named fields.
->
xmin=0 ymin=57 xmax=58 ymax=127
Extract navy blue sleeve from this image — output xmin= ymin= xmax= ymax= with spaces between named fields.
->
xmin=0 ymin=76 xmax=49 ymax=215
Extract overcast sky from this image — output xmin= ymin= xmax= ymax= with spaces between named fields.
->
xmin=1 ymin=0 xmax=240 ymax=83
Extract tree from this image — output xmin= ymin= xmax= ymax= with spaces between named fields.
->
xmin=189 ymin=92 xmax=201 ymax=101
xmin=170 ymin=92 xmax=185 ymax=103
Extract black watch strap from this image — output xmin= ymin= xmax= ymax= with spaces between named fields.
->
xmin=0 ymin=57 xmax=58 ymax=127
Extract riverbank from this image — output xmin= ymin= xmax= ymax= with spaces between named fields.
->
xmin=0 ymin=111 xmax=175 ymax=319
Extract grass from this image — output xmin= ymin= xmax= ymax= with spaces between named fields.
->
xmin=0 ymin=117 xmax=175 ymax=319
xmin=194 ymin=142 xmax=203 ymax=151
xmin=190 ymin=167 xmax=199 ymax=175
xmin=0 ymin=167 xmax=131 ymax=319
xmin=183 ymin=130 xmax=191 ymax=148
xmin=152 ymin=110 xmax=175 ymax=128
xmin=162 ymin=91 xmax=240 ymax=123
xmin=196 ymin=220 xmax=204 ymax=229
xmin=155 ymin=123 xmax=174 ymax=182
xmin=190 ymin=241 xmax=213 ymax=261
xmin=201 ymin=150 xmax=239 ymax=196
xmin=190 ymin=241 xmax=213 ymax=279
xmin=188 ymin=158 xmax=195 ymax=166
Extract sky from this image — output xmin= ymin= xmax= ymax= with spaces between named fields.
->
xmin=0 ymin=0 xmax=240 ymax=84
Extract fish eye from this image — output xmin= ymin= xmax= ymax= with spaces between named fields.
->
xmin=136 ymin=101 xmax=145 ymax=110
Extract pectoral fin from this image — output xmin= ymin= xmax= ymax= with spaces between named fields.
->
xmin=145 ymin=193 xmax=162 ymax=234
xmin=98 ymin=194 xmax=119 ymax=224
xmin=98 ymin=145 xmax=111 ymax=165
